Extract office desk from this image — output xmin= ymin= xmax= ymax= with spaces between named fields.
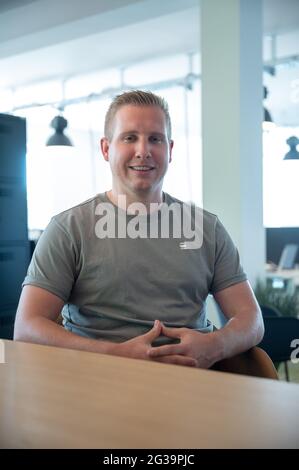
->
xmin=0 ymin=340 xmax=299 ymax=449
xmin=266 ymin=268 xmax=299 ymax=295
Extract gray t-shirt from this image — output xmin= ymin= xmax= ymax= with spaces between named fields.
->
xmin=23 ymin=192 xmax=247 ymax=343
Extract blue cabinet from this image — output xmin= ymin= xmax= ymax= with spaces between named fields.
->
xmin=0 ymin=113 xmax=30 ymax=338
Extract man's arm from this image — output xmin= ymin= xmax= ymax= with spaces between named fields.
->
xmin=14 ymin=285 xmax=121 ymax=355
xmin=14 ymin=285 xmax=197 ymax=367
xmin=211 ymin=280 xmax=264 ymax=360
xmin=148 ymin=281 xmax=265 ymax=368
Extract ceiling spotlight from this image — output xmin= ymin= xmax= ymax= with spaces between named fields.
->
xmin=284 ymin=136 xmax=299 ymax=160
xmin=46 ymin=115 xmax=73 ymax=147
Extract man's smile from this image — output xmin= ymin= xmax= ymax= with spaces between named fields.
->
xmin=128 ymin=165 xmax=156 ymax=172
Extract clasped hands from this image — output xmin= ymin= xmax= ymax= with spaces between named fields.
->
xmin=117 ymin=319 xmax=217 ymax=368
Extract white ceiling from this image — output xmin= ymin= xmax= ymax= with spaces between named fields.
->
xmin=0 ymin=0 xmax=38 ymax=13
xmin=0 ymin=0 xmax=299 ymax=90
xmin=0 ymin=0 xmax=187 ymax=87
xmin=0 ymin=0 xmax=199 ymax=88
xmin=263 ymin=0 xmax=299 ymax=34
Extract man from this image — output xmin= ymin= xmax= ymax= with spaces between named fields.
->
xmin=14 ymin=90 xmax=264 ymax=369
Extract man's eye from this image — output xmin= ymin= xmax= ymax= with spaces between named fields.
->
xmin=124 ymin=135 xmax=135 ymax=142
xmin=150 ymin=136 xmax=163 ymax=143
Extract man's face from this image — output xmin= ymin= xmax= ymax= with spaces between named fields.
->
xmin=101 ymin=105 xmax=173 ymax=200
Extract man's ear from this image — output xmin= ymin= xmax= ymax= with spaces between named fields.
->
xmin=169 ymin=140 xmax=174 ymax=163
xmin=100 ymin=137 xmax=110 ymax=161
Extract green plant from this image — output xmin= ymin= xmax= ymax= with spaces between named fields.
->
xmin=254 ymin=279 xmax=299 ymax=318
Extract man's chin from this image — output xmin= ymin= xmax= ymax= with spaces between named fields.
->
xmin=129 ymin=183 xmax=154 ymax=194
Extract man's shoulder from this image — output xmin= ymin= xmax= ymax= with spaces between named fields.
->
xmin=50 ymin=193 xmax=107 ymax=232
xmin=54 ymin=193 xmax=105 ymax=218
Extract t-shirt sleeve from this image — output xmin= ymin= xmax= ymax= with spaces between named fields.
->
xmin=22 ymin=218 xmax=78 ymax=301
xmin=209 ymin=217 xmax=247 ymax=294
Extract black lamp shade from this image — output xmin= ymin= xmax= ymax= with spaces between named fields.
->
xmin=284 ymin=136 xmax=299 ymax=160
xmin=46 ymin=115 xmax=73 ymax=147
xmin=264 ymin=107 xmax=272 ymax=123
xmin=46 ymin=133 xmax=73 ymax=146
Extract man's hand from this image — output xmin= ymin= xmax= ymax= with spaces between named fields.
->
xmin=117 ymin=320 xmax=198 ymax=367
xmin=148 ymin=323 xmax=220 ymax=369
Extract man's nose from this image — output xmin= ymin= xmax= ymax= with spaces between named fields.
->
xmin=135 ymin=139 xmax=151 ymax=158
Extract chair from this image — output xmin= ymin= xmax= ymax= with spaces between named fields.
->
xmin=211 ymin=346 xmax=278 ymax=379
xmin=259 ymin=304 xmax=281 ymax=318
xmin=258 ymin=313 xmax=299 ymax=381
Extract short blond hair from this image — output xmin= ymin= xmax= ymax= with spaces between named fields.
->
xmin=104 ymin=90 xmax=172 ymax=141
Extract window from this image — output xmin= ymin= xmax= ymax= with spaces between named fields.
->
xmin=263 ymin=125 xmax=299 ymax=227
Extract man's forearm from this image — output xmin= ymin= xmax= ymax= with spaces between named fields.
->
xmin=212 ymin=310 xmax=265 ymax=362
xmin=14 ymin=317 xmax=121 ymax=356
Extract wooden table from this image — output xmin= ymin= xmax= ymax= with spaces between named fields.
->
xmin=0 ymin=339 xmax=299 ymax=448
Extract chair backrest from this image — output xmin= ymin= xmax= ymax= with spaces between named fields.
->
xmin=258 ymin=316 xmax=299 ymax=362
xmin=211 ymin=346 xmax=278 ymax=379
xmin=260 ymin=304 xmax=281 ymax=317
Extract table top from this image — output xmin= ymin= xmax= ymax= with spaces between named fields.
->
xmin=0 ymin=339 xmax=299 ymax=449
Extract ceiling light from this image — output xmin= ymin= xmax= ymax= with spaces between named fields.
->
xmin=284 ymin=136 xmax=299 ymax=160
xmin=46 ymin=115 xmax=73 ymax=147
